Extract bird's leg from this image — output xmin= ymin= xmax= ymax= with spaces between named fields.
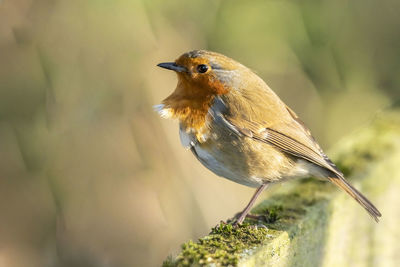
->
xmin=234 ymin=184 xmax=268 ymax=225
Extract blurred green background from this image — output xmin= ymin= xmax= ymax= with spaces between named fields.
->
xmin=0 ymin=0 xmax=399 ymax=266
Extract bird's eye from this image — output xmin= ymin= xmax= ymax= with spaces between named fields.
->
xmin=197 ymin=64 xmax=209 ymax=73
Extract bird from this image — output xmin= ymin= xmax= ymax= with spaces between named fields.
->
xmin=155 ymin=50 xmax=381 ymax=224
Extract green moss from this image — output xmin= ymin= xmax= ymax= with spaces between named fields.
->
xmin=251 ymin=180 xmax=331 ymax=231
xmin=163 ymin=223 xmax=272 ymax=266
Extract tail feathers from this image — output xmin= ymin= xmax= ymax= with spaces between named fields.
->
xmin=328 ymin=177 xmax=382 ymax=222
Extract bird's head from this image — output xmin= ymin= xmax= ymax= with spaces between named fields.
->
xmin=157 ymin=50 xmax=243 ymax=96
xmin=155 ymin=50 xmax=246 ymax=131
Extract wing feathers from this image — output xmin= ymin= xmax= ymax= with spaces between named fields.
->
xmin=223 ymin=113 xmax=340 ymax=177
xmin=256 ymin=127 xmax=340 ymax=176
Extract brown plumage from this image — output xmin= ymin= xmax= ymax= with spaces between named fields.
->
xmin=156 ymin=50 xmax=381 ymax=223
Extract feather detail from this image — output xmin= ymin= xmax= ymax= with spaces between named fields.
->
xmin=328 ymin=176 xmax=381 ymax=222
xmin=153 ymin=104 xmax=173 ymax=119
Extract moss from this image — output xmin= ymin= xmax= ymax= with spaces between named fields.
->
xmin=163 ymin=223 xmax=272 ymax=266
xmin=250 ymin=180 xmax=331 ymax=231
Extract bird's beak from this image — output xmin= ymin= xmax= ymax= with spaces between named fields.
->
xmin=157 ymin=62 xmax=187 ymax=73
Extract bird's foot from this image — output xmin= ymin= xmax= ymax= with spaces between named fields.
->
xmin=229 ymin=212 xmax=269 ymax=226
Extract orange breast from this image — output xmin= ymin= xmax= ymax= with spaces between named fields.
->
xmin=162 ymin=80 xmax=216 ymax=133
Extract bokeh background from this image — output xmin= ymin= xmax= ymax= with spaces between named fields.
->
xmin=0 ymin=0 xmax=399 ymax=266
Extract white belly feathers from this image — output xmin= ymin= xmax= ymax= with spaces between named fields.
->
xmin=179 ymin=126 xmax=264 ymax=187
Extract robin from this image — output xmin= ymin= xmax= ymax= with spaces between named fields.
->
xmin=155 ymin=50 xmax=381 ymax=224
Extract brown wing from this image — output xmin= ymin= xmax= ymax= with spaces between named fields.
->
xmin=225 ymin=113 xmax=341 ymax=178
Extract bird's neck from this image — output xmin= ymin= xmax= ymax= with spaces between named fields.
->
xmin=161 ymin=83 xmax=215 ymax=135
